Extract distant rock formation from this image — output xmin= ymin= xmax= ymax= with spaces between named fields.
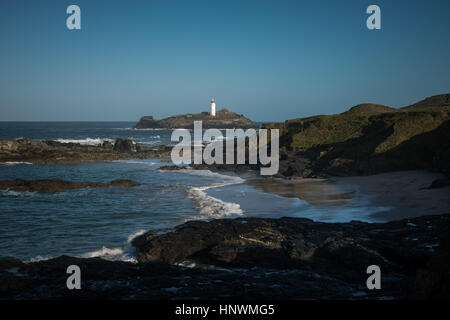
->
xmin=135 ymin=108 xmax=258 ymax=129
xmin=0 ymin=138 xmax=172 ymax=164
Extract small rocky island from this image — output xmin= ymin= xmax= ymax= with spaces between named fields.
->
xmin=135 ymin=100 xmax=258 ymax=129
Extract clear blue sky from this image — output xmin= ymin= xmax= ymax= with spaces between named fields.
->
xmin=1 ymin=0 xmax=449 ymax=121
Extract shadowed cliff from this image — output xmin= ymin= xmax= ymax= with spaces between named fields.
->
xmin=263 ymin=94 xmax=450 ymax=178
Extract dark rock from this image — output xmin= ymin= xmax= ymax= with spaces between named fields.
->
xmin=109 ymin=179 xmax=141 ymax=187
xmin=102 ymin=141 xmax=113 ymax=149
xmin=132 ymin=215 xmax=450 ymax=284
xmin=414 ymin=228 xmax=450 ymax=299
xmin=428 ymin=178 xmax=450 ymax=189
xmin=158 ymin=165 xmax=186 ymax=171
xmin=0 ymin=179 xmax=140 ymax=193
xmin=2 ymin=214 xmax=449 ymax=299
xmin=113 ymin=139 xmax=136 ymax=153
xmin=0 ymin=255 xmax=381 ymax=300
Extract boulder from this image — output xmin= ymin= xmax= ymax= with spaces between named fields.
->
xmin=113 ymin=139 xmax=137 ymax=153
xmin=428 ymin=178 xmax=450 ymax=189
xmin=414 ymin=229 xmax=450 ymax=299
xmin=102 ymin=141 xmax=113 ymax=149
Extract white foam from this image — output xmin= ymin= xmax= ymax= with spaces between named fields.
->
xmin=54 ymin=137 xmax=114 ymax=146
xmin=179 ymin=169 xmax=241 ymax=180
xmin=113 ymin=160 xmax=158 ymax=167
xmin=132 ymin=128 xmax=165 ymax=131
xmin=27 ymin=255 xmax=52 ymax=262
xmin=81 ymin=246 xmax=124 ymax=258
xmin=181 ymin=170 xmax=245 ymax=218
xmin=79 ymin=229 xmax=145 ymax=263
xmin=1 ymin=189 xmax=35 ymax=197
xmin=0 ymin=161 xmax=32 ymax=165
xmin=139 ymin=140 xmax=162 ymax=146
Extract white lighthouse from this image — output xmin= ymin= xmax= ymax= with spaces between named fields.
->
xmin=210 ymin=98 xmax=216 ymax=116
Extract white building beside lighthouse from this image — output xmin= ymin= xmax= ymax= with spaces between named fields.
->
xmin=210 ymin=98 xmax=216 ymax=116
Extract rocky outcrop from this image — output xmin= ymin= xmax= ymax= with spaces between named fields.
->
xmin=0 ymin=179 xmax=140 ymax=193
xmin=158 ymin=165 xmax=186 ymax=171
xmin=0 ymin=138 xmax=172 ymax=164
xmin=414 ymin=227 xmax=450 ymax=299
xmin=132 ymin=215 xmax=450 ymax=274
xmin=428 ymin=178 xmax=450 ymax=189
xmin=113 ymin=139 xmax=137 ymax=153
xmin=135 ymin=108 xmax=258 ymax=129
xmin=262 ymin=94 xmax=450 ymax=179
xmin=0 ymin=255 xmax=391 ymax=300
xmin=1 ymin=214 xmax=449 ymax=299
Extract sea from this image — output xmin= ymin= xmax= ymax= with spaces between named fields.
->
xmin=0 ymin=122 xmax=390 ymax=262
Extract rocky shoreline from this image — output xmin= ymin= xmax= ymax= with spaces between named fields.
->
xmin=1 ymin=214 xmax=449 ymax=299
xmin=0 ymin=138 xmax=172 ymax=164
xmin=1 ymin=94 xmax=450 ymax=300
xmin=0 ymin=179 xmax=140 ymax=193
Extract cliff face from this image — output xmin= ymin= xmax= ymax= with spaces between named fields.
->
xmin=262 ymin=94 xmax=450 ymax=178
xmin=135 ymin=108 xmax=258 ymax=129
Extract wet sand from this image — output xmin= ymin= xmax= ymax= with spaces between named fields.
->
xmin=249 ymin=177 xmax=355 ymax=207
xmin=249 ymin=170 xmax=450 ymax=222
xmin=335 ymin=171 xmax=450 ymax=221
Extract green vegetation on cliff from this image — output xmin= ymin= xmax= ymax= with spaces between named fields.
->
xmin=263 ymin=94 xmax=450 ymax=177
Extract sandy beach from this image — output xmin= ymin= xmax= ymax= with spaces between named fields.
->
xmin=250 ymin=170 xmax=450 ymax=222
xmin=335 ymin=170 xmax=450 ymax=221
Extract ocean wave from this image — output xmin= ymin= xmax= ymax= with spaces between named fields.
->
xmin=79 ymin=229 xmax=145 ymax=263
xmin=132 ymin=128 xmax=166 ymax=131
xmin=1 ymin=189 xmax=36 ymax=197
xmin=188 ymin=185 xmax=244 ymax=218
xmin=114 ymin=159 xmax=159 ymax=166
xmin=80 ymin=246 xmax=124 ymax=259
xmin=0 ymin=161 xmax=33 ymax=166
xmin=139 ymin=140 xmax=161 ymax=146
xmin=27 ymin=255 xmax=53 ymax=262
xmin=112 ymin=127 xmax=166 ymax=131
xmin=181 ymin=170 xmax=245 ymax=218
xmin=54 ymin=137 xmax=115 ymax=146
xmin=133 ymin=135 xmax=161 ymax=139
xmin=179 ymin=168 xmax=242 ymax=180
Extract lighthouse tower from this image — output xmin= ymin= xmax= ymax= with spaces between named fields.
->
xmin=210 ymin=98 xmax=216 ymax=116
